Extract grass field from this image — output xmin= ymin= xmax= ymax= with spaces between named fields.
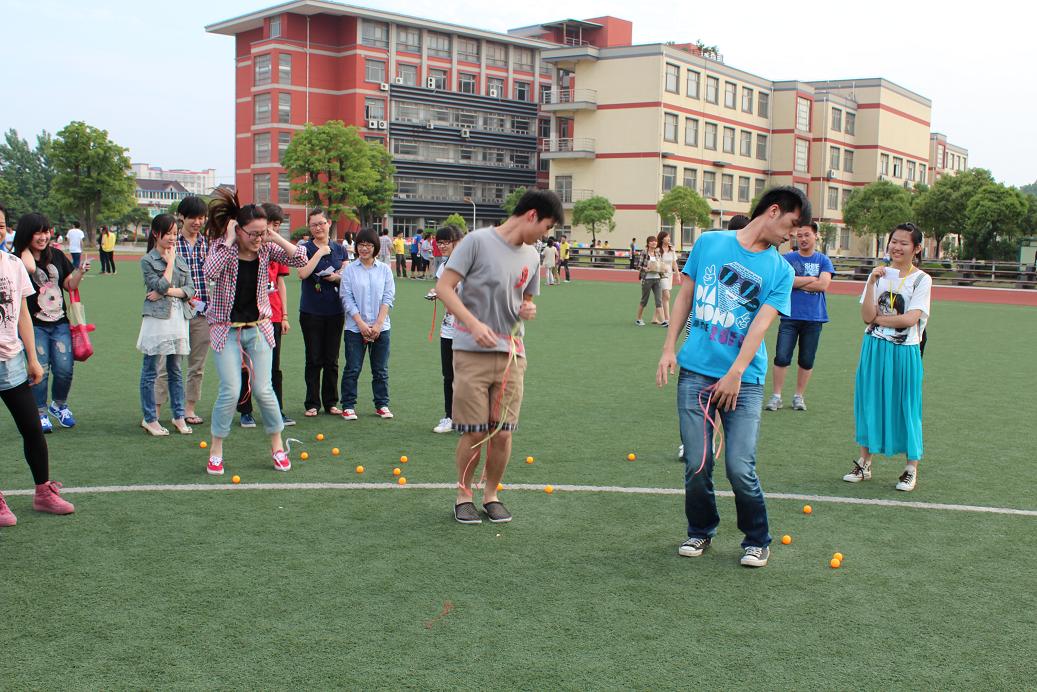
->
xmin=2 ymin=260 xmax=1035 ymax=689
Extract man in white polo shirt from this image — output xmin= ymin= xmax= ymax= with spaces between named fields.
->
xmin=66 ymin=222 xmax=85 ymax=269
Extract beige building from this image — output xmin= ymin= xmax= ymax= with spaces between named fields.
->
xmin=541 ymin=38 xmax=957 ymax=256
xmin=928 ymin=133 xmax=969 ymax=185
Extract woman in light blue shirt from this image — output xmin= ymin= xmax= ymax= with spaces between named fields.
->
xmin=338 ymin=228 xmax=396 ymax=420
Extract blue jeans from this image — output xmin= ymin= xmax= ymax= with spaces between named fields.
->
xmin=340 ymin=329 xmax=390 ymax=409
xmin=678 ymin=369 xmax=770 ymax=549
xmin=774 ymin=319 xmax=823 ymax=369
xmin=141 ymin=353 xmax=185 ymax=422
xmin=210 ymin=327 xmax=283 ymax=438
xmin=32 ymin=322 xmax=74 ymax=414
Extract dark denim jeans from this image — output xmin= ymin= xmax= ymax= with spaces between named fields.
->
xmin=340 ymin=329 xmax=390 ymax=409
xmin=31 ymin=322 xmax=74 ymax=414
xmin=774 ymin=319 xmax=823 ymax=369
xmin=678 ymin=368 xmax=770 ymax=549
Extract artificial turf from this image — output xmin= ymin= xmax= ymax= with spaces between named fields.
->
xmin=2 ymin=261 xmax=1035 ymax=689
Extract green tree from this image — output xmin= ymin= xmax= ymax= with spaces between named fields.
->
xmin=501 ymin=186 xmax=527 ymax=216
xmin=842 ymin=180 xmax=913 ymax=255
xmin=572 ymin=195 xmax=615 ymax=245
xmin=818 ymin=221 xmax=838 ymax=254
xmin=442 ymin=213 xmax=468 ymax=233
xmin=656 ymin=186 xmax=711 ymax=243
xmin=962 ymin=183 xmax=1028 ymax=260
xmin=49 ymin=122 xmax=136 ymax=243
xmin=912 ymin=169 xmax=994 ymax=258
xmin=281 ymin=121 xmax=393 ymax=224
xmin=1020 ymin=180 xmax=1037 ymax=197
xmin=119 ymin=205 xmax=153 ymax=241
xmin=0 ymin=129 xmax=59 ymax=221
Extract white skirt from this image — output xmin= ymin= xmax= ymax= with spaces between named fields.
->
xmin=659 ymin=275 xmax=673 ymax=291
xmin=137 ymin=308 xmax=191 ymax=356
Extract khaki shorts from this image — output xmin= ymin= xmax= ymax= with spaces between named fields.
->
xmin=451 ymin=350 xmax=527 ymax=433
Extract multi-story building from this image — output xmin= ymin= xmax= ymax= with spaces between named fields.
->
xmin=135 ymin=179 xmax=190 ymax=217
xmin=131 ymin=164 xmax=219 ymax=197
xmin=928 ymin=133 xmax=969 ymax=185
xmin=207 ymin=2 xmax=584 ymax=233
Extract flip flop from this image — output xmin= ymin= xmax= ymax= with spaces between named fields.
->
xmin=304 ymin=408 xmax=319 ymax=417
xmin=328 ymin=406 xmax=343 ymax=416
xmin=184 ymin=415 xmax=204 ymax=425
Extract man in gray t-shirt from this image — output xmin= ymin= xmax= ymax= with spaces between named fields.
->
xmin=435 ymin=190 xmax=562 ymax=526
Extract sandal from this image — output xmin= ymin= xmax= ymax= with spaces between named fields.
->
xmin=171 ymin=418 xmax=194 ymax=435
xmin=453 ymin=502 xmax=482 ymax=524
xmin=304 ymin=408 xmax=319 ymax=417
xmin=184 ymin=415 xmax=204 ymax=425
xmin=482 ymin=501 xmax=512 ymax=524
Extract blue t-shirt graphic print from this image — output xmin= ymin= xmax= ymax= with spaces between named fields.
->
xmin=677 ymin=231 xmax=793 ymax=384
xmin=782 ymin=250 xmax=834 ymax=322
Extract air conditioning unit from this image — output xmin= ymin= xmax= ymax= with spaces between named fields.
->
xmin=394 ymin=77 xmax=405 ymax=85
xmin=878 ymin=174 xmax=886 ymax=181
xmin=903 ymin=180 xmax=912 ymax=189
xmin=460 ymin=129 xmax=471 ymax=138
xmin=426 ymin=77 xmax=437 ymax=89
xmin=426 ymin=121 xmax=435 ymax=130
xmin=489 ymin=88 xmax=499 ymax=98
xmin=379 ymin=82 xmax=390 ymax=91
xmin=367 ymin=119 xmax=379 ymax=129
xmin=377 ymin=120 xmax=388 ymax=130
xmin=826 ymin=169 xmax=836 ymax=179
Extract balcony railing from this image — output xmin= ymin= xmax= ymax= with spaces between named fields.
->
xmin=558 ymin=188 xmax=594 ymax=205
xmin=539 ymin=138 xmax=595 ymax=155
xmin=541 ymin=88 xmax=598 ymax=106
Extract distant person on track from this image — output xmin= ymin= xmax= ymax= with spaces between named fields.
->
xmin=657 ymin=230 xmax=680 ymax=326
xmin=634 ymin=235 xmax=663 ymax=326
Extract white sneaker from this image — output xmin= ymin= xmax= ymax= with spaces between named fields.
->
xmin=895 ymin=467 xmax=917 ymax=491
xmin=635 ymin=319 xmax=645 ymax=326
xmin=740 ymin=546 xmax=769 ymax=567
xmin=842 ymin=458 xmax=872 ymax=482
xmin=765 ymin=394 xmax=782 ymax=411
xmin=792 ymin=394 xmax=807 ymax=411
xmin=340 ymin=408 xmax=358 ymax=421
xmin=678 ymin=537 xmax=711 ymax=557
xmin=677 ymin=444 xmax=684 ymax=460
xmin=433 ymin=417 xmax=453 ymax=434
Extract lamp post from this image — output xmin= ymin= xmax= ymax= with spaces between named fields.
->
xmin=463 ymin=196 xmax=476 ymax=231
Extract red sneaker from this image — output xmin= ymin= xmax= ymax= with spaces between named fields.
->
xmin=33 ymin=481 xmax=75 ymax=515
xmin=272 ymin=449 xmax=291 ymax=472
xmin=207 ymin=456 xmax=225 ymax=476
xmin=0 ymin=492 xmax=16 ymax=526
xmin=375 ymin=406 xmax=394 ymax=419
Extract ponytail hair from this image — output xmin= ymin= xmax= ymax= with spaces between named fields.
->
xmin=148 ymin=214 xmax=177 ymax=252
xmin=205 ymin=187 xmax=267 ymax=240
xmin=887 ymin=222 xmax=924 ymax=266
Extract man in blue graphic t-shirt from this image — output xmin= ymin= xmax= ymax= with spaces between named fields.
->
xmin=766 ymin=221 xmax=834 ymax=412
xmin=657 ymin=186 xmax=809 ymax=568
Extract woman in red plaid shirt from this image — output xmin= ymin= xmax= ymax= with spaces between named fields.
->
xmin=201 ymin=189 xmax=308 ymax=476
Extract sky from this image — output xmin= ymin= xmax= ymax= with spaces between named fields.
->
xmin=4 ymin=0 xmax=1035 ymax=187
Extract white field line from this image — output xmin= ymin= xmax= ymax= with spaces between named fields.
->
xmin=4 ymin=482 xmax=1036 ymax=517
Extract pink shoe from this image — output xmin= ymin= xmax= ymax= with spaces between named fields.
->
xmin=207 ymin=456 xmax=225 ymax=476
xmin=375 ymin=406 xmax=394 ymax=419
xmin=0 ymin=492 xmax=17 ymax=526
xmin=272 ymin=449 xmax=291 ymax=472
xmin=33 ymin=481 xmax=75 ymax=515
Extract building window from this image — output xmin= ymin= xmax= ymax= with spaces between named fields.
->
xmin=703 ymin=171 xmax=716 ymax=198
xmin=397 ymin=63 xmax=417 ymax=86
xmin=721 ymin=174 xmax=734 ymax=201
xmin=683 ymin=168 xmax=697 ymax=191
xmin=738 ymin=176 xmax=750 ymax=202
xmin=830 ymin=146 xmax=841 ymax=171
xmin=844 ymin=150 xmax=854 ymax=173
xmin=724 ymin=82 xmax=737 ymax=109
xmin=919 ymin=163 xmax=927 ymax=180
xmin=457 ymin=37 xmax=479 ymax=63
xmin=684 ymin=118 xmax=699 ymax=146
xmin=739 ymin=130 xmax=752 ymax=157
xmin=511 ymin=116 xmax=530 ymax=135
xmin=364 ymin=97 xmax=385 ymax=120
xmin=794 ymin=182 xmax=808 ymax=194
xmin=538 ymin=118 xmax=551 ymax=139
xmin=664 ymin=113 xmax=678 ymax=143
xmin=428 ymin=32 xmax=451 ymax=58
xmin=459 ymin=73 xmax=477 ymax=94
xmin=840 ymin=227 xmax=851 ymax=249
xmin=841 ymin=188 xmax=851 ymax=210
xmin=741 ymin=87 xmax=753 ymax=114
xmin=365 ymin=59 xmax=386 ymax=83
xmin=514 ymin=81 xmax=530 ymax=101
xmin=486 ymin=77 xmax=504 ymax=97
xmin=892 ymin=157 xmax=903 ymax=178
xmin=845 ymin=112 xmax=855 ymax=135
xmin=722 ymin=126 xmax=735 ymax=154
xmin=278 ymin=132 xmax=291 ymax=161
xmin=758 ymin=92 xmax=769 ymax=118
xmin=828 ymin=186 xmax=839 ymax=210
xmin=755 ymin=178 xmax=766 ymax=199
xmin=831 ymin=107 xmax=842 ymax=132
xmin=278 ymin=93 xmax=291 ymax=124
xmin=795 ymin=139 xmax=808 ymax=173
xmin=269 ymin=17 xmax=281 ymax=38
xmin=796 ymin=97 xmax=810 ymax=131
xmin=555 ymin=175 xmax=572 ymax=202
xmin=254 ymin=54 xmax=271 ymax=86
xmin=880 ymin=153 xmax=890 ymax=175
xmin=254 ymin=93 xmax=271 ymax=125
xmin=278 ymin=54 xmax=291 ymax=84
xmin=254 ymin=133 xmax=271 ymax=164
xmin=756 ymin=133 xmax=768 ymax=160
xmin=278 ymin=174 xmax=291 ymax=205
xmin=361 ymin=20 xmax=389 ymax=48
xmin=429 ymin=68 xmax=448 ymax=90
xmin=665 ymin=63 xmax=680 ymax=93
xmin=704 ymin=123 xmax=717 ymax=150
xmin=486 ymin=42 xmax=507 ymax=67
xmin=397 ymin=27 xmax=420 ymax=53
xmin=705 ymin=76 xmax=719 ymax=104
xmin=254 ymin=173 xmax=270 ymax=203
xmin=514 ymin=48 xmax=534 ymax=71
xmin=662 ymin=165 xmax=677 ymax=192
xmin=687 ymin=70 xmax=700 ymax=98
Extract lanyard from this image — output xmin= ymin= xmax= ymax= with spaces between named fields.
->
xmin=888 ymin=267 xmax=914 ymax=309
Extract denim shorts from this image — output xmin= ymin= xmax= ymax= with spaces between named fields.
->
xmin=0 ymin=351 xmax=28 ymax=391
xmin=773 ymin=319 xmax=823 ymax=369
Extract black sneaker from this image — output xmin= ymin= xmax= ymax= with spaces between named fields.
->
xmin=453 ymin=502 xmax=482 ymax=524
xmin=482 ymin=501 xmax=512 ymax=523
xmin=740 ymin=546 xmax=769 ymax=567
xmin=281 ymin=413 xmax=296 ymax=426
xmin=678 ymin=536 xmax=711 ymax=557
xmin=240 ymin=413 xmax=257 ymax=428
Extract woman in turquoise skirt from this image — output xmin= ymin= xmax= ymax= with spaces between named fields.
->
xmin=844 ymin=223 xmax=931 ymax=491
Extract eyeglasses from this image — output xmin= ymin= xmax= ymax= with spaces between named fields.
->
xmin=240 ymin=230 xmax=265 ymax=240
xmin=309 ymin=220 xmax=328 ymax=229
xmin=356 ymin=242 xmax=375 ymax=250
xmin=436 ymin=239 xmax=453 ymax=246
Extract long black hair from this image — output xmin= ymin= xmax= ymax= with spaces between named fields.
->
xmin=205 ymin=187 xmax=266 ymax=241
xmin=888 ymin=222 xmax=924 ymax=266
xmin=147 ymin=214 xmax=177 ymax=252
xmin=13 ymin=212 xmax=53 ymax=263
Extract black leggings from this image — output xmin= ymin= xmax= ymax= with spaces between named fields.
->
xmin=2 ymin=380 xmax=48 ymax=485
xmin=440 ymin=337 xmax=454 ymax=418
